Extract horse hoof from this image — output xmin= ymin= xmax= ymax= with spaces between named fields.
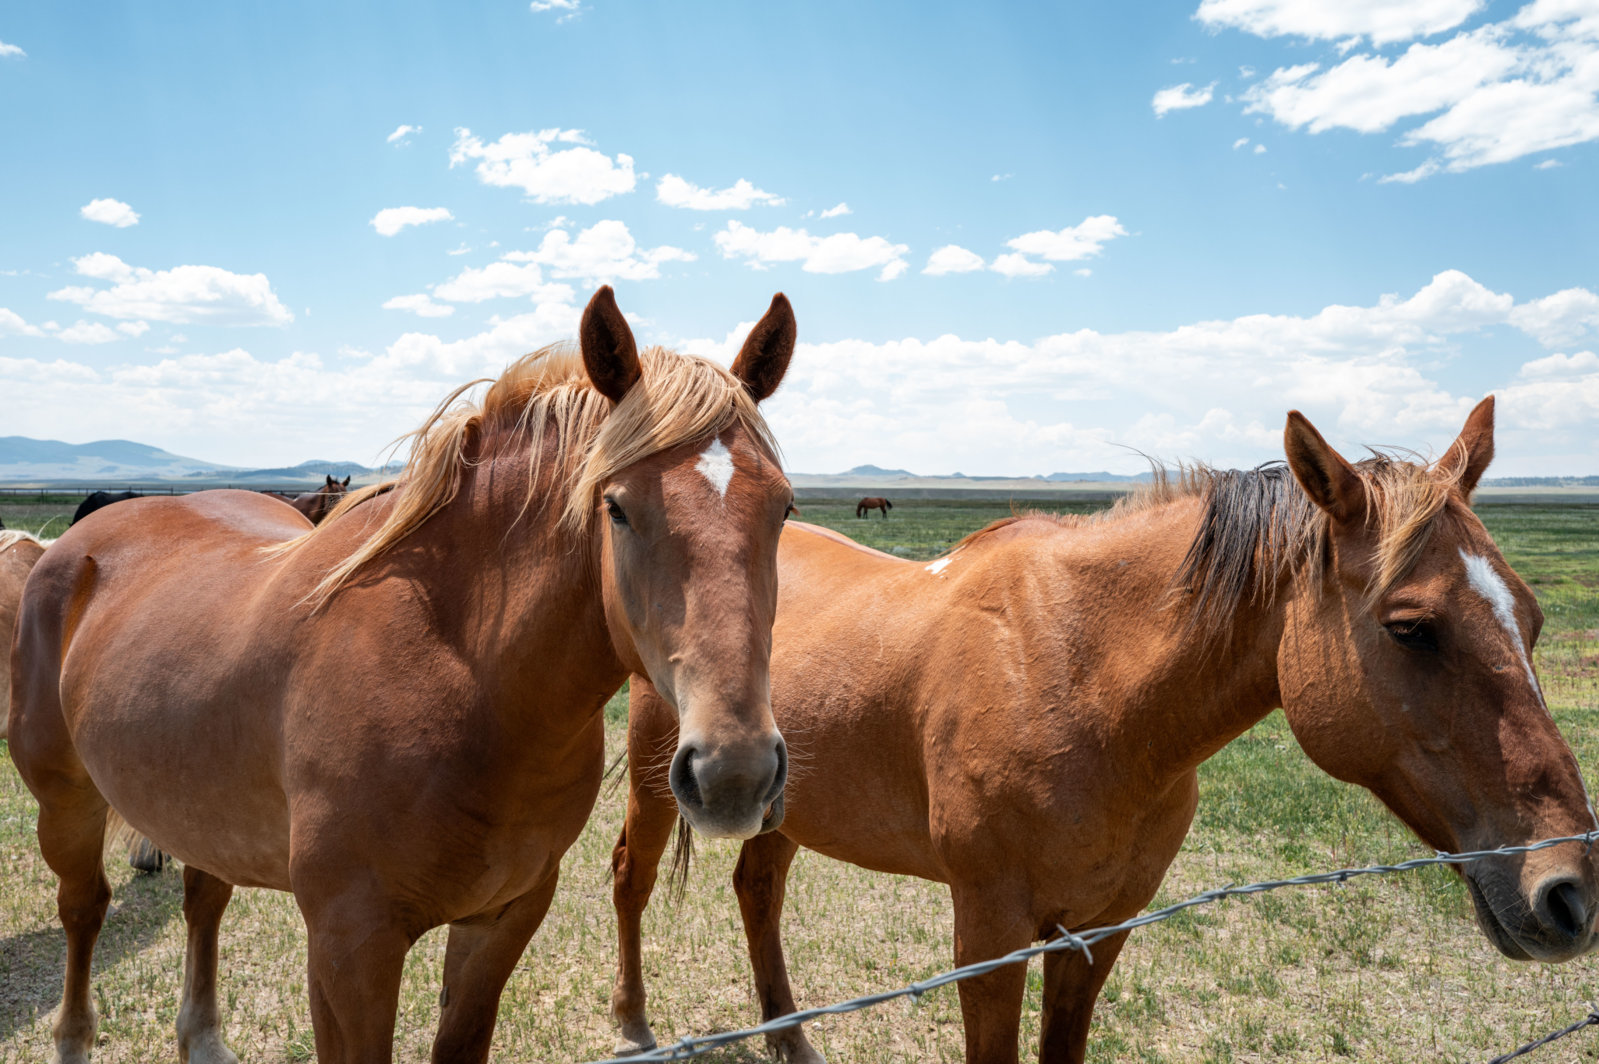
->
xmin=769 ymin=1030 xmax=827 ymax=1064
xmin=613 ymin=1031 xmax=657 ymax=1057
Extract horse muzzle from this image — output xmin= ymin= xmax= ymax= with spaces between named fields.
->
xmin=1465 ymin=865 xmax=1599 ymax=963
xmin=669 ymin=732 xmax=787 ymax=840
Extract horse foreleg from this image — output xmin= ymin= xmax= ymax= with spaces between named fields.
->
xmin=610 ymin=736 xmax=683 ymax=1053
xmin=36 ymin=796 xmax=111 ymax=1064
xmin=733 ymin=832 xmax=824 ymax=1064
xmin=430 ymin=868 xmax=560 ymax=1064
xmin=177 ymin=866 xmax=238 ymax=1064
xmin=1037 ymin=928 xmax=1129 ymax=1064
xmin=298 ymin=887 xmax=413 ymax=1064
xmin=950 ymin=885 xmax=1035 ymax=1064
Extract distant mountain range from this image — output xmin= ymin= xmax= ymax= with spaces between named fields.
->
xmin=0 ymin=436 xmax=383 ymax=484
xmin=0 ymin=437 xmax=1591 ymax=488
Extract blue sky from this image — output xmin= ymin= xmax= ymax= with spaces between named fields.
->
xmin=2 ymin=0 xmax=1596 ymax=474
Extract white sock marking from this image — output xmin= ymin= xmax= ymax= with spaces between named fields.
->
xmin=695 ymin=438 xmax=736 ymax=499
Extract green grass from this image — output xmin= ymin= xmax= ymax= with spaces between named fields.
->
xmin=1 ymin=496 xmax=1595 ymax=1062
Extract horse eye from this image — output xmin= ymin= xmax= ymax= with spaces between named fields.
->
xmin=605 ymin=498 xmax=628 ymax=526
xmin=1385 ymin=620 xmax=1438 ymax=652
xmin=783 ymin=503 xmax=795 ymax=521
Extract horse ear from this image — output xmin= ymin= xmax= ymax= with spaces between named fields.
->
xmin=730 ymin=293 xmax=796 ymax=403
xmin=341 ymin=475 xmax=350 ymax=487
xmin=325 ymin=474 xmax=335 ymax=488
xmin=1436 ymin=395 xmax=1494 ymax=496
xmin=580 ymin=285 xmax=641 ymax=404
xmin=1284 ymin=411 xmax=1366 ymax=526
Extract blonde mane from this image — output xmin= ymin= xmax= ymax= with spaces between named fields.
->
xmin=273 ymin=343 xmax=780 ymax=604
xmin=0 ymin=529 xmax=44 ymax=552
xmin=956 ymin=453 xmax=1460 ymax=632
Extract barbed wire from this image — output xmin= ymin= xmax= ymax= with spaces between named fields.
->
xmin=586 ymin=829 xmax=1599 ymax=1064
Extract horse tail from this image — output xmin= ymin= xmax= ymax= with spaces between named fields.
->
xmin=667 ymin=814 xmax=694 ymax=905
xmin=104 ymin=809 xmax=164 ymax=873
xmin=885 ymin=499 xmax=893 ymax=510
xmin=602 ymin=747 xmax=628 ymax=798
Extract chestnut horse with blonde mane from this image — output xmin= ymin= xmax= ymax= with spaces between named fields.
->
xmin=9 ymin=286 xmax=799 ymax=1064
xmin=610 ymin=398 xmax=1599 ymax=1063
xmin=0 ymin=530 xmax=46 ymax=742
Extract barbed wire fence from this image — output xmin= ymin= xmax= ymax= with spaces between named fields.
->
xmin=586 ymin=830 xmax=1599 ymax=1064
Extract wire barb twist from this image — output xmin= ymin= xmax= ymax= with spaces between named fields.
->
xmin=586 ymin=830 xmax=1599 ymax=1064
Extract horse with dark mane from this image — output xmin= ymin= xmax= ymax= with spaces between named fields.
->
xmin=856 ymin=496 xmax=891 ymax=518
xmin=71 ymin=490 xmax=144 ymax=526
xmin=10 ymin=286 xmax=800 ymax=1064
xmin=265 ymin=474 xmax=351 ymax=525
xmin=609 ymin=398 xmax=1599 ymax=1064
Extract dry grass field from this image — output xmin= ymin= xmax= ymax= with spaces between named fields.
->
xmin=1 ymin=496 xmax=1596 ymax=1063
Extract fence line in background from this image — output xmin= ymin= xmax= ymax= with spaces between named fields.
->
xmin=586 ymin=830 xmax=1599 ymax=1064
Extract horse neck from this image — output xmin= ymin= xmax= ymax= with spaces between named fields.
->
xmin=1011 ymin=501 xmax=1290 ymax=776
xmin=399 ymin=445 xmax=627 ymax=724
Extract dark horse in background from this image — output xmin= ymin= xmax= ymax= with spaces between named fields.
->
xmin=266 ymin=474 xmax=351 ymax=524
xmin=856 ymin=496 xmax=892 ymax=518
xmin=71 ymin=490 xmax=145 ymax=526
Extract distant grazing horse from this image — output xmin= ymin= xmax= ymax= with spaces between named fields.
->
xmin=856 ymin=496 xmax=891 ymax=518
xmin=610 ymin=398 xmax=1599 ymax=1064
xmin=0 ymin=530 xmax=46 ymax=742
xmin=10 ymin=285 xmax=799 ymax=1064
xmin=266 ymin=474 xmax=351 ymax=524
xmin=71 ymin=490 xmax=144 ymax=526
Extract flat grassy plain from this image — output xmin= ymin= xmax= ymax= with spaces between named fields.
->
xmin=1 ymin=495 xmax=1596 ymax=1063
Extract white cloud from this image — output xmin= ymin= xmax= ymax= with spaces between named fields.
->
xmin=1254 ymin=143 xmax=1267 ymax=153
xmin=1196 ymin=0 xmax=1486 ymax=45
xmin=530 ymin=0 xmax=581 ymax=16
xmin=1536 ymin=158 xmax=1564 ymax=168
xmin=501 ymin=219 xmax=694 ymax=284
xmin=1153 ymin=81 xmax=1218 ymax=116
xmin=1233 ymin=137 xmax=1251 ymax=149
xmin=116 ymin=321 xmax=150 ymax=337
xmin=819 ymin=202 xmax=852 ymax=218
xmin=1508 ymin=287 xmax=1599 ymax=347
xmin=1074 ymin=268 xmax=1093 ymax=277
xmin=434 ymin=261 xmax=573 ymax=304
xmin=713 ymin=221 xmax=909 ymax=281
xmin=656 ymin=174 xmax=784 ymax=210
xmin=0 ymin=39 xmax=23 ymax=59
xmin=450 ymin=127 xmax=635 ymax=205
xmin=370 ymin=206 xmax=454 ymax=237
xmin=1006 ymin=215 xmax=1129 ymax=262
xmin=923 ymin=245 xmax=987 ymax=276
xmin=47 ymin=254 xmax=293 ymax=326
xmin=991 ymin=173 xmax=1014 ymax=182
xmin=1235 ymin=6 xmax=1599 ymax=177
xmin=990 ymin=253 xmax=1055 ymax=279
xmin=386 ymin=124 xmax=421 ymax=145
xmin=0 ymin=309 xmax=45 ymax=337
xmin=1519 ymin=350 xmax=1599 ymax=379
xmin=58 ymin=321 xmax=121 ymax=344
xmin=80 ymin=198 xmax=140 ymax=228
xmin=383 ymin=294 xmax=455 ymax=318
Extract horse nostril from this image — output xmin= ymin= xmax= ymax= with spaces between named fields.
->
xmin=669 ymin=745 xmax=702 ymax=812
xmin=1541 ymin=879 xmax=1588 ymax=941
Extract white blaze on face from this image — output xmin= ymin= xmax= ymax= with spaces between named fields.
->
xmin=695 ymin=438 xmax=736 ymax=499
xmin=1460 ymin=549 xmax=1541 ymax=696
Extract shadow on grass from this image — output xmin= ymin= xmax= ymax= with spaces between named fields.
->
xmin=0 ymin=864 xmax=183 ymax=1040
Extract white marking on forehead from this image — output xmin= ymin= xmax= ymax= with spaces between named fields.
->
xmin=695 ymin=438 xmax=736 ymax=499
xmin=925 ymin=557 xmax=952 ymax=576
xmin=1460 ymin=549 xmax=1541 ymax=695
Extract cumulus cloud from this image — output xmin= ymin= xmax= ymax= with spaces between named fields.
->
xmin=47 ymin=254 xmax=293 ymax=326
xmin=923 ymin=245 xmax=987 ymax=276
xmin=1196 ymin=0 xmax=1486 ymax=45
xmin=383 ymin=294 xmax=455 ymax=318
xmin=993 ymin=215 xmax=1130 ymax=276
xmin=713 ymin=221 xmax=909 ymax=281
xmin=1232 ymin=3 xmax=1599 ymax=177
xmin=80 ymin=198 xmax=140 ymax=228
xmin=1508 ymin=287 xmax=1599 ymax=347
xmin=0 ymin=308 xmax=45 ymax=337
xmin=370 ymin=206 xmax=454 ymax=237
xmin=501 ymin=219 xmax=694 ymax=283
xmin=450 ymin=127 xmax=635 ymax=205
xmin=656 ymin=174 xmax=784 ymax=210
xmin=819 ymin=202 xmax=852 ymax=218
xmin=530 ymin=0 xmax=581 ymax=18
xmin=57 ymin=321 xmax=120 ymax=344
xmin=386 ymin=124 xmax=421 ymax=145
xmin=0 ymin=39 xmax=23 ymax=59
xmin=1152 ymin=81 xmax=1217 ymax=116
xmin=434 ymin=261 xmax=573 ymax=304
